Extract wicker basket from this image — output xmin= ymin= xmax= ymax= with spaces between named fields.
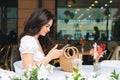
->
xmin=59 ymin=46 xmax=82 ymax=72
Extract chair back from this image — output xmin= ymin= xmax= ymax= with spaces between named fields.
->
xmin=111 ymin=46 xmax=120 ymax=60
xmin=107 ymin=41 xmax=118 ymax=60
xmin=0 ymin=45 xmax=11 ymax=70
xmin=10 ymin=45 xmax=21 ymax=71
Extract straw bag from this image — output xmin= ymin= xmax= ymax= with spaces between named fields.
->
xmin=59 ymin=46 xmax=82 ymax=72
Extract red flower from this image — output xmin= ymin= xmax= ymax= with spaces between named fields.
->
xmin=90 ymin=43 xmax=106 ymax=61
xmin=100 ymin=43 xmax=106 ymax=51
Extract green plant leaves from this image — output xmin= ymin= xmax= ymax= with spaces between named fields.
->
xmin=110 ymin=70 xmax=119 ymax=80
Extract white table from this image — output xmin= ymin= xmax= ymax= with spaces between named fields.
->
xmin=48 ymin=66 xmax=94 ymax=80
xmin=1 ymin=60 xmax=120 ymax=80
xmin=48 ymin=60 xmax=120 ymax=80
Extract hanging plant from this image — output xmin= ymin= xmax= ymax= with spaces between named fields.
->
xmin=69 ymin=12 xmax=74 ymax=19
xmin=64 ymin=19 xmax=69 ymax=23
xmin=95 ymin=18 xmax=100 ymax=23
xmin=64 ymin=10 xmax=70 ymax=16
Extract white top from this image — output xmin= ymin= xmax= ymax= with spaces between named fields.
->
xmin=19 ymin=35 xmax=45 ymax=62
xmin=14 ymin=35 xmax=45 ymax=76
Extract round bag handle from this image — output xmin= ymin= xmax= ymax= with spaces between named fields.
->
xmin=63 ymin=46 xmax=79 ymax=59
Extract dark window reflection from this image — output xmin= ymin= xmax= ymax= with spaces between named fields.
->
xmin=0 ymin=0 xmax=18 ymax=45
xmin=56 ymin=0 xmax=120 ymax=41
xmin=111 ymin=17 xmax=120 ymax=40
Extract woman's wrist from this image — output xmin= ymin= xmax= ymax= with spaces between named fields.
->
xmin=39 ymin=55 xmax=52 ymax=66
xmin=45 ymin=55 xmax=52 ymax=62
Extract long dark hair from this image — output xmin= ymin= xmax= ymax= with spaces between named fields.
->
xmin=19 ymin=8 xmax=56 ymax=55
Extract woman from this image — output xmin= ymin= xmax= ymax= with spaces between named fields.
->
xmin=18 ymin=8 xmax=63 ymax=69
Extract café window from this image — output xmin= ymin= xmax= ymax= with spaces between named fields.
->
xmin=0 ymin=0 xmax=18 ymax=44
xmin=56 ymin=0 xmax=120 ymax=41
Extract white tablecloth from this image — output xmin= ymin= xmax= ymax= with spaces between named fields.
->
xmin=1 ymin=60 xmax=120 ymax=80
xmin=48 ymin=60 xmax=120 ymax=80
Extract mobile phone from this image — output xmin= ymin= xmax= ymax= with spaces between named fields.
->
xmin=61 ymin=44 xmax=70 ymax=50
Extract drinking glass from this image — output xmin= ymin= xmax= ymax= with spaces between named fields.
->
xmin=72 ymin=58 xmax=82 ymax=80
xmin=93 ymin=61 xmax=101 ymax=75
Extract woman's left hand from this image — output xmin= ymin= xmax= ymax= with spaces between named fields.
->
xmin=47 ymin=44 xmax=63 ymax=59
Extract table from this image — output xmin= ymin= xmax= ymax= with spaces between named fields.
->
xmin=48 ymin=65 xmax=95 ymax=80
xmin=1 ymin=60 xmax=120 ymax=80
xmin=48 ymin=60 xmax=120 ymax=80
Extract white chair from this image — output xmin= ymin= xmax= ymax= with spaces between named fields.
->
xmin=13 ymin=60 xmax=24 ymax=76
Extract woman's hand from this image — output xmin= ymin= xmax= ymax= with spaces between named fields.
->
xmin=39 ymin=44 xmax=63 ymax=66
xmin=47 ymin=44 xmax=63 ymax=60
